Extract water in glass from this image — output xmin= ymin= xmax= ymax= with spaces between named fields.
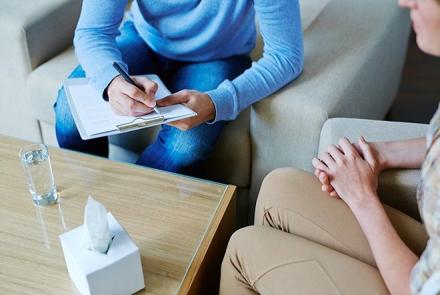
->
xmin=20 ymin=144 xmax=58 ymax=206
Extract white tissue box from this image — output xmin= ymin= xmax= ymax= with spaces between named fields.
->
xmin=59 ymin=213 xmax=145 ymax=295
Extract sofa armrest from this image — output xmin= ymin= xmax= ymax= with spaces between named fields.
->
xmin=319 ymin=118 xmax=428 ymax=220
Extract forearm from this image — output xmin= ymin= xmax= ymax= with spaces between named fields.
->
xmin=352 ymin=198 xmax=418 ymax=295
xmin=378 ymin=137 xmax=426 ymax=170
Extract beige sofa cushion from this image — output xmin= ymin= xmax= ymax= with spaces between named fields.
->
xmin=319 ymin=118 xmax=428 ymax=220
xmin=0 ymin=0 xmax=80 ymax=71
xmin=28 ymin=47 xmax=77 ymax=125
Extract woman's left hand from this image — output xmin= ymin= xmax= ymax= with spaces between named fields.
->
xmin=312 ymin=137 xmax=379 ymax=210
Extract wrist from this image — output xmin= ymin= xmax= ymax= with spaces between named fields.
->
xmin=204 ymin=92 xmax=218 ymax=124
xmin=349 ymin=192 xmax=382 ymax=217
xmin=104 ymin=75 xmax=121 ymax=101
xmin=374 ymin=141 xmax=393 ymax=170
xmin=206 ymin=94 xmax=216 ymax=121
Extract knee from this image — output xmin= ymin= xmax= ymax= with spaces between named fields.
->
xmin=55 ymin=121 xmax=81 ymax=149
xmin=255 ymin=168 xmax=316 ymax=224
xmin=164 ymin=131 xmax=215 ymax=167
xmin=54 ymin=96 xmax=82 ymax=149
xmin=225 ymin=227 xmax=255 ymax=258
xmin=222 ymin=226 xmax=261 ymax=282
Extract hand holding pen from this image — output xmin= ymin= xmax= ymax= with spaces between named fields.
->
xmin=106 ymin=62 xmax=160 ymax=116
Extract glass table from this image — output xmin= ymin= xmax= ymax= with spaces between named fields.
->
xmin=0 ymin=135 xmax=236 ymax=294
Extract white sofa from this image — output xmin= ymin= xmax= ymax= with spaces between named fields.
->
xmin=0 ymin=0 xmax=411 ymax=224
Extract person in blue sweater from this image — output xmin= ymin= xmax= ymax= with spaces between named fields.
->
xmin=55 ymin=0 xmax=304 ymax=176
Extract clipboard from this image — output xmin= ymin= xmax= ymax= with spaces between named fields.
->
xmin=64 ymin=75 xmax=197 ymax=140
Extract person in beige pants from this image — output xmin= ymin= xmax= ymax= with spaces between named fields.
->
xmin=220 ymin=0 xmax=440 ymax=294
xmin=221 ymin=168 xmax=428 ymax=294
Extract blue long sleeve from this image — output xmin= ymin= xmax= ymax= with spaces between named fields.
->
xmin=73 ymin=0 xmax=128 ymax=93
xmin=73 ymin=0 xmax=304 ymax=121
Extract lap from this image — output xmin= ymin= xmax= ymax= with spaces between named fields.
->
xmin=221 ymin=226 xmax=388 ymax=295
xmin=154 ymin=56 xmax=251 ymax=147
xmin=255 ymin=168 xmax=428 ymax=266
xmin=167 ymin=55 xmax=251 ymax=93
xmin=136 ymin=55 xmax=251 ymax=171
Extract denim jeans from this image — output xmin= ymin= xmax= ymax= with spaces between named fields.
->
xmin=54 ymin=20 xmax=251 ymax=176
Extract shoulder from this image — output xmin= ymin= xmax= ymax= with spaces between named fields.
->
xmin=420 ymin=271 xmax=440 ymax=295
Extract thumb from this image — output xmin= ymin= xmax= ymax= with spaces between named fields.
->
xmin=358 ymin=136 xmax=375 ymax=166
xmin=157 ymin=91 xmax=189 ymax=107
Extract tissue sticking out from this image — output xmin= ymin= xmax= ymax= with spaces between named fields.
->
xmin=84 ymin=196 xmax=112 ymax=254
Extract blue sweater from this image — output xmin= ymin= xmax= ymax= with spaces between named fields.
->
xmin=74 ymin=0 xmax=304 ymax=122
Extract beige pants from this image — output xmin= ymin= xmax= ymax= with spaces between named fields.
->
xmin=220 ymin=168 xmax=428 ymax=295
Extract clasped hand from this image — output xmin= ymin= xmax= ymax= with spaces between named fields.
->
xmin=312 ymin=137 xmax=383 ymax=209
xmin=107 ymin=75 xmax=215 ymax=131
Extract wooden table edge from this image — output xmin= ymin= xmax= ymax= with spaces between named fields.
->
xmin=178 ymin=185 xmax=237 ymax=294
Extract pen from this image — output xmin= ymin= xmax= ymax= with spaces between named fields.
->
xmin=112 ymin=62 xmax=161 ymax=115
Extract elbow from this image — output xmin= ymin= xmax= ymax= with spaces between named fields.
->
xmin=73 ymin=28 xmax=85 ymax=50
xmin=286 ymin=49 xmax=304 ymax=80
xmin=263 ymin=49 xmax=304 ymax=86
xmin=267 ymin=46 xmax=304 ymax=83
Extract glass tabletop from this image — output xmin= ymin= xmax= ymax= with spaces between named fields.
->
xmin=0 ymin=135 xmax=229 ymax=294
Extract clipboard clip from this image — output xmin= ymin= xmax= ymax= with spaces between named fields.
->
xmin=116 ymin=115 xmax=165 ymax=131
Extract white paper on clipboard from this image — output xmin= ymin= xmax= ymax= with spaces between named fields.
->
xmin=64 ymin=75 xmax=197 ymax=140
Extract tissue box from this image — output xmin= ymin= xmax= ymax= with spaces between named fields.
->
xmin=59 ymin=213 xmax=145 ymax=295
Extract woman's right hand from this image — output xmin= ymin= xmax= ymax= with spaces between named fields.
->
xmin=313 ymin=138 xmax=389 ymax=197
xmin=107 ymin=75 xmax=158 ymax=116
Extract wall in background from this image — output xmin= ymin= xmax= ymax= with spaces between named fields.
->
xmin=388 ymin=31 xmax=440 ymax=124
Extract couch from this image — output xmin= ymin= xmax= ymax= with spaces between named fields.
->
xmin=0 ymin=0 xmax=411 ymax=225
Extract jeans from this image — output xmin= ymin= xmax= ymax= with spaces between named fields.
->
xmin=54 ymin=20 xmax=251 ymax=176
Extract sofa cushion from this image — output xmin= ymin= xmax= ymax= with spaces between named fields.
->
xmin=300 ymin=0 xmax=331 ymax=31
xmin=27 ymin=47 xmax=77 ymax=125
xmin=0 ymin=0 xmax=80 ymax=71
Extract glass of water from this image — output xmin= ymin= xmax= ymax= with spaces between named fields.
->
xmin=19 ymin=143 xmax=58 ymax=206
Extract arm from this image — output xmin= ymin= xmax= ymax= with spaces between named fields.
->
xmin=74 ymin=0 xmax=157 ymax=115
xmin=206 ymin=0 xmax=304 ymax=122
xmin=74 ymin=0 xmax=128 ymax=94
xmin=314 ymin=137 xmax=419 ymax=294
xmin=374 ymin=138 xmax=426 ymax=170
xmin=352 ymin=196 xmax=418 ymax=295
